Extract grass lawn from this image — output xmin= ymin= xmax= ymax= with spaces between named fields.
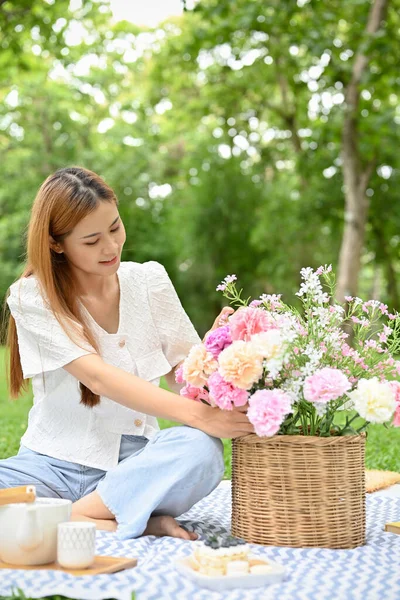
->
xmin=0 ymin=347 xmax=399 ymax=600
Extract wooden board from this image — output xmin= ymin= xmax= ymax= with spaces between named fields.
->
xmin=0 ymin=555 xmax=137 ymax=576
xmin=385 ymin=522 xmax=400 ymax=535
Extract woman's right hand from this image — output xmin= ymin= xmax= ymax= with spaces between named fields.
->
xmin=194 ymin=403 xmax=254 ymax=439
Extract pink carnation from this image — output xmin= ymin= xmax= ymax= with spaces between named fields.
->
xmin=208 ymin=371 xmax=249 ymax=410
xmin=218 ymin=341 xmax=264 ymax=389
xmin=204 ymin=325 xmax=232 ymax=359
xmin=175 ymin=364 xmax=184 ymax=384
xmin=182 ymin=344 xmax=218 ymax=387
xmin=304 ymin=368 xmax=351 ymax=404
xmin=247 ymin=389 xmax=292 ymax=437
xmin=389 ymin=381 xmax=400 ymax=427
xmin=180 ymin=384 xmax=209 ymax=402
xmin=229 ymin=307 xmax=275 ymax=342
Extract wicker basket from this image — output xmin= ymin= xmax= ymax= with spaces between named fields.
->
xmin=231 ymin=433 xmax=366 ymax=549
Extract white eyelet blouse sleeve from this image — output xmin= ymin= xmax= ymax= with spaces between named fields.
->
xmin=7 ymin=277 xmax=95 ymax=379
xmin=144 ymin=261 xmax=201 ymax=368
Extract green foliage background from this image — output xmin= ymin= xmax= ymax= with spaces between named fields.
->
xmin=0 ymin=0 xmax=399 ymax=334
xmin=0 ymin=1 xmax=399 ymax=596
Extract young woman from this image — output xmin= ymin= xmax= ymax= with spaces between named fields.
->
xmin=0 ymin=167 xmax=252 ymax=540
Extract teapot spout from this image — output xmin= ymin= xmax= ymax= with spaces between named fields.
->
xmin=16 ymin=505 xmax=43 ymax=551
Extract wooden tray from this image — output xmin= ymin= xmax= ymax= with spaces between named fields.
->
xmin=0 ymin=555 xmax=137 ymax=576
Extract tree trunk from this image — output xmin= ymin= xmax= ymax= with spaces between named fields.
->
xmin=371 ymin=220 xmax=400 ymax=310
xmin=336 ymin=0 xmax=389 ymax=303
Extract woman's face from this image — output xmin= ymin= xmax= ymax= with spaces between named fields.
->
xmin=57 ymin=201 xmax=126 ymax=276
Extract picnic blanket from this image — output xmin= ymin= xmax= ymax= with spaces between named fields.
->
xmin=1 ymin=481 xmax=400 ymax=600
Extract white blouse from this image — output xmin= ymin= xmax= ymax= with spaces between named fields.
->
xmin=7 ymin=261 xmax=201 ymax=470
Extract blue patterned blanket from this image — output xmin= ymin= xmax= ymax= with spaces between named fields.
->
xmin=1 ymin=481 xmax=400 ymax=600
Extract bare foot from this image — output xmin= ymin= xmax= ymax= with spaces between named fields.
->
xmin=143 ymin=515 xmax=198 ymax=541
xmin=70 ymin=512 xmax=118 ymax=532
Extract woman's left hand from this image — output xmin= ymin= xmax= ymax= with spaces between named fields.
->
xmin=202 ymin=306 xmax=235 ymax=343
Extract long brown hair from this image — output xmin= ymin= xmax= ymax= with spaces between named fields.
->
xmin=5 ymin=166 xmax=118 ymax=407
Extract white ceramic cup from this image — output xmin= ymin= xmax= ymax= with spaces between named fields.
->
xmin=57 ymin=522 xmax=96 ymax=569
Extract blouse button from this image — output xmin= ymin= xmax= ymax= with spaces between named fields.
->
xmin=118 ymin=339 xmax=126 ymax=348
xmin=134 ymin=419 xmax=143 ymax=428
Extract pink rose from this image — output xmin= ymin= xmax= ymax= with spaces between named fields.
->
xmin=304 ymin=368 xmax=351 ymax=404
xmin=247 ymin=389 xmax=292 ymax=437
xmin=229 ymin=307 xmax=275 ymax=342
xmin=208 ymin=371 xmax=249 ymax=411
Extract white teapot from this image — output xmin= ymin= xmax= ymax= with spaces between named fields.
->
xmin=0 ymin=493 xmax=72 ymax=565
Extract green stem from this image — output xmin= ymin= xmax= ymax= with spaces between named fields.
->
xmin=337 ymin=412 xmax=361 ymax=435
xmin=356 ymin=421 xmax=370 ymax=433
xmin=310 ymin=407 xmax=316 ymax=436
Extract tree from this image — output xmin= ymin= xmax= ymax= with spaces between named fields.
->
xmin=1 ymin=0 xmax=399 ymax=334
xmin=146 ymin=0 xmax=400 ymax=304
xmin=337 ymin=0 xmax=390 ymax=301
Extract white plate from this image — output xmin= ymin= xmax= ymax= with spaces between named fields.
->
xmin=174 ymin=556 xmax=286 ymax=591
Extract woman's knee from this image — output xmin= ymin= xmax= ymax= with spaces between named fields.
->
xmin=153 ymin=426 xmax=225 ymax=478
xmin=180 ymin=427 xmax=225 ymax=478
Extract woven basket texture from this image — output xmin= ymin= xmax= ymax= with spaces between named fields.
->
xmin=231 ymin=433 xmax=366 ymax=549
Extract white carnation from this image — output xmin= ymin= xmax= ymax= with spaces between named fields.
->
xmin=347 ymin=377 xmax=396 ymax=423
xmin=251 ymin=329 xmax=285 ymax=360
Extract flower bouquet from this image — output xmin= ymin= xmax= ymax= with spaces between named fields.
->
xmin=176 ymin=266 xmax=400 ymax=548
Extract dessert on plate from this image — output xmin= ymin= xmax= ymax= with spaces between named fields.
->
xmin=191 ymin=534 xmax=272 ymax=576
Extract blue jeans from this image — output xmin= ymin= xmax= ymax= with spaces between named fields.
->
xmin=0 ymin=426 xmax=224 ymax=540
